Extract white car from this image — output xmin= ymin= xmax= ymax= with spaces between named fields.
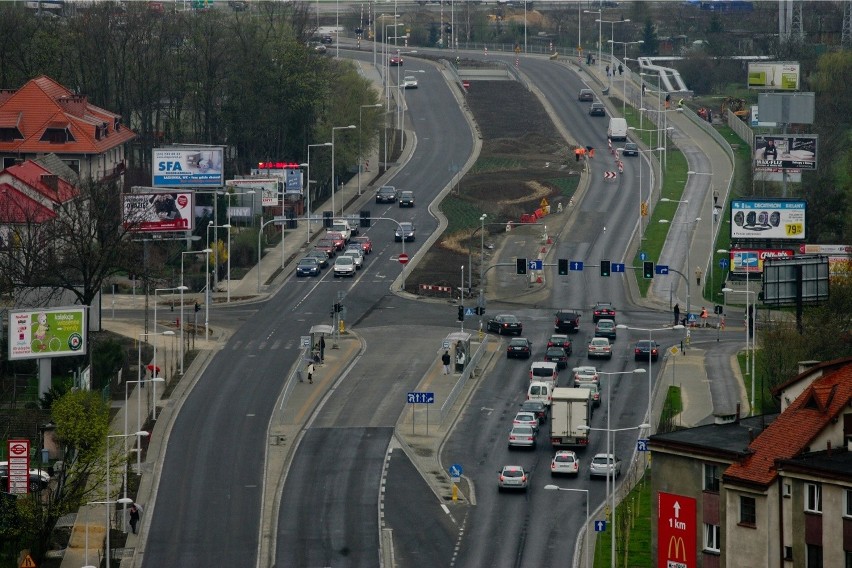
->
xmin=550 ymin=450 xmax=580 ymax=476
xmin=333 ymin=256 xmax=356 ymax=278
xmin=513 ymin=411 xmax=540 ymax=433
xmin=589 ymin=453 xmax=622 ymax=478
xmin=497 ymin=465 xmax=528 ymax=491
xmin=402 ymin=75 xmax=418 ymax=89
xmin=341 ymin=250 xmax=363 ymax=270
xmin=330 ymin=222 xmax=351 ymax=242
xmin=572 ymin=366 xmax=599 ymax=385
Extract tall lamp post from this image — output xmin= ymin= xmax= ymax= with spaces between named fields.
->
xmin=153 ymin=285 xmax=184 ymax=409
xmin=687 ymin=170 xmax=715 ymax=292
xmin=358 ymin=103 xmax=382 ymax=196
xmin=608 ymin=39 xmax=643 ymax=113
xmin=723 ymin=286 xmax=757 ymax=413
xmin=659 ymin=215 xmax=700 ymax=315
xmin=543 ymin=486 xmax=590 ymax=568
xmin=105 ymin=432 xmax=148 ymax=568
xmin=225 ymin=190 xmax=255 ymax=303
xmin=331 ymin=125 xmax=356 ymax=217
xmin=84 ymin=498 xmax=133 ymax=568
xmin=307 ymin=142 xmax=333 ymax=244
xmin=617 ymin=145 xmax=664 ymax=239
xmin=394 ymin=51 xmax=418 ymax=151
xmin=596 ymin=18 xmax=630 ymax=86
xmin=180 ymin=249 xmax=211 ymax=375
xmin=584 ymin=9 xmax=601 ymax=68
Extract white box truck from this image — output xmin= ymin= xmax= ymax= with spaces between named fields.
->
xmin=550 ymin=387 xmax=592 ymax=448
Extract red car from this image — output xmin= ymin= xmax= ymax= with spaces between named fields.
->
xmin=389 ymin=55 xmax=403 ymax=66
xmin=592 ymin=302 xmax=616 ymax=323
xmin=315 ymin=239 xmax=337 ymax=257
xmin=326 ymin=231 xmax=346 ymax=250
xmin=351 ymin=236 xmax=373 ymax=255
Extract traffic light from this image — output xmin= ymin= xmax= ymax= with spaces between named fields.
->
xmin=516 ymin=258 xmax=527 ymax=275
xmin=458 ymin=306 xmax=464 ymax=321
xmin=643 ymin=261 xmax=654 ymax=279
xmin=323 ymin=211 xmax=333 ymax=228
xmin=334 ymin=303 xmax=342 ymax=313
xmin=600 ymin=260 xmax=611 ymax=277
xmin=287 ymin=211 xmax=297 ymax=229
xmin=360 ymin=210 xmax=371 ymax=228
xmin=558 ymin=258 xmax=568 ymax=275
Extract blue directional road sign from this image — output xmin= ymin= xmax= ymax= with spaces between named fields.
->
xmin=569 ymin=261 xmax=584 ymax=271
xmin=407 ymin=392 xmax=435 ymax=404
xmin=464 ymin=308 xmax=476 ymax=316
xmin=528 ymin=259 xmax=543 ymax=271
xmin=611 ymin=263 xmax=625 ymax=273
xmin=637 ymin=439 xmax=650 ymax=452
xmin=655 ymin=264 xmax=670 ymax=275
xmin=595 ymin=520 xmax=607 ymax=532
xmin=639 ymin=251 xmax=647 ymax=261
xmin=719 ymin=258 xmax=729 ymax=269
xmin=449 ymin=464 xmax=463 ymax=477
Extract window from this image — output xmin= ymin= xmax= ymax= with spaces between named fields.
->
xmin=805 ymin=483 xmax=822 ymax=513
xmin=703 ymin=523 xmax=720 ymax=552
xmin=845 ymin=489 xmax=852 ymax=518
xmin=704 ymin=464 xmax=720 ymax=492
xmin=806 ymin=544 xmax=823 ymax=568
xmin=740 ymin=495 xmax=756 ymax=526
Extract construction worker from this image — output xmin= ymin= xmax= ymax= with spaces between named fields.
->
xmin=589 ymin=147 xmax=595 ymax=158
xmin=574 ymin=147 xmax=582 ymax=162
xmin=700 ymin=307 xmax=709 ymax=328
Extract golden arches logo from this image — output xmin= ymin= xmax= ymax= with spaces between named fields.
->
xmin=667 ymin=536 xmax=687 ymax=560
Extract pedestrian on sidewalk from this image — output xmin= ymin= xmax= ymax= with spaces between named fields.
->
xmin=129 ymin=503 xmax=141 ymax=534
xmin=319 ymin=335 xmax=325 ymax=363
xmin=713 ymin=207 xmax=719 ymax=224
xmin=605 ymin=65 xmax=610 ymax=77
xmin=306 ymin=361 xmax=315 ymax=384
xmin=695 ymin=267 xmax=703 ymax=287
xmin=673 ymin=304 xmax=680 ymax=326
xmin=642 ymin=83 xmax=646 ymax=97
xmin=713 ymin=189 xmax=719 ymax=205
xmin=442 ymin=350 xmax=451 ymax=375
xmin=618 ymin=64 xmax=623 ymax=75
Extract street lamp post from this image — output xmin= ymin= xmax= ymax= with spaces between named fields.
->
xmin=307 ymin=142 xmax=333 ymax=244
xmin=180 ymin=250 xmax=211 ymax=375
xmin=358 ymin=103 xmax=382 ymax=196
xmin=543 ymin=485 xmax=590 ymax=568
xmin=225 ymin=190 xmax=255 ymax=303
xmin=659 ymin=215 xmax=700 ymax=315
xmin=687 ymin=170 xmax=715 ymax=294
xmin=84 ymin=498 xmax=133 ymax=568
xmin=135 ymin=332 xmax=166 ymax=470
xmin=608 ymin=39 xmax=643 ymax=113
xmin=106 ymin=432 xmax=147 ymax=567
xmin=584 ymin=10 xmax=601 ymax=69
xmin=596 ymin=18 xmax=630 ymax=87
xmin=618 ymin=145 xmax=664 ymax=239
xmin=331 ymin=125 xmax=356 ymax=217
xmin=723 ymin=286 xmax=757 ymax=413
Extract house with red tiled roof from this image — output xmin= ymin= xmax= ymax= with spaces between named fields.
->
xmin=0 ymin=75 xmax=136 ymax=181
xmin=649 ymin=357 xmax=852 ymax=568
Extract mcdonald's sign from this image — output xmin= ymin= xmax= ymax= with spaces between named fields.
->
xmin=657 ymin=491 xmax=696 ymax=568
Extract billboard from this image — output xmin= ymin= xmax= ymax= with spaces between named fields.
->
xmin=730 ymin=248 xmax=795 ymax=274
xmin=754 ymin=135 xmax=817 ymax=171
xmin=657 ymin=492 xmax=696 ymax=568
xmin=730 ymin=199 xmax=806 ymax=240
xmin=122 ymin=191 xmax=194 ymax=232
xmin=763 ymin=255 xmax=830 ymax=306
xmin=747 ymin=62 xmax=800 ymax=90
xmin=152 ymin=147 xmax=224 ymax=188
xmin=798 ymin=244 xmax=852 ymax=275
xmin=250 ymin=162 xmax=304 ymax=196
xmin=8 ymin=307 xmax=87 ymax=360
xmin=226 ymin=178 xmax=279 ymax=207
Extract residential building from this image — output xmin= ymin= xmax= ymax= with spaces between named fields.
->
xmin=650 ymin=357 xmax=852 ymax=568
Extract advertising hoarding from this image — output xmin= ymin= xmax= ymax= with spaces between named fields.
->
xmin=747 ymin=62 xmax=800 ymax=90
xmin=8 ymin=307 xmax=87 ymax=360
xmin=250 ymin=162 xmax=304 ymax=196
xmin=122 ymin=191 xmax=194 ymax=232
xmin=730 ymin=199 xmax=806 ymax=240
xmin=152 ymin=147 xmax=224 ymax=188
xmin=753 ymin=135 xmax=817 ymax=171
xmin=226 ymin=178 xmax=279 ymax=207
xmin=799 ymin=244 xmax=852 ymax=275
xmin=730 ymin=248 xmax=795 ymax=274
xmin=657 ymin=491 xmax=696 ymax=568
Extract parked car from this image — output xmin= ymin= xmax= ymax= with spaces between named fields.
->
xmin=587 ymin=337 xmax=613 ymax=359
xmin=550 ymin=450 xmax=580 ymax=476
xmin=351 ymin=235 xmax=373 ymax=255
xmin=398 ymin=190 xmax=415 ymax=207
xmin=634 ymin=340 xmax=661 ymax=361
xmin=507 ymin=337 xmax=533 ymax=359
xmin=544 ymin=346 xmax=569 ymax=370
xmin=315 ymin=239 xmax=337 ymax=257
xmin=487 ymin=314 xmax=523 ymax=335
xmin=402 ymin=75 xmax=418 ymax=89
xmin=589 ymin=453 xmax=622 ymax=478
xmin=572 ymin=366 xmax=599 ymax=385
xmin=547 ymin=334 xmax=573 ymax=355
xmin=519 ymin=400 xmax=548 ymax=424
xmin=333 ymin=255 xmax=356 ymax=278
xmin=513 ymin=411 xmax=540 ymax=433
xmin=622 ymin=142 xmax=639 ymax=156
xmin=295 ymin=257 xmax=321 ymax=277
xmin=376 ymin=185 xmax=397 ymax=203
xmin=554 ymin=310 xmax=581 ymax=333
xmin=592 ymin=302 xmax=616 ymax=322
xmin=594 ymin=318 xmax=617 ymax=341
xmin=508 ymin=424 xmax=537 ymax=449
xmin=589 ymin=102 xmax=606 ymax=116
xmin=578 ymin=88 xmax=594 ymax=101
xmin=394 ymin=222 xmax=415 ymax=242
xmin=305 ymin=249 xmax=330 ymax=268
xmin=497 ymin=465 xmax=529 ymax=491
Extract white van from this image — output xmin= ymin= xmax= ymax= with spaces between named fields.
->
xmin=527 ymin=381 xmax=553 ymax=407
xmin=607 ymin=117 xmax=628 ymax=141
xmin=529 ymin=361 xmax=559 ymax=388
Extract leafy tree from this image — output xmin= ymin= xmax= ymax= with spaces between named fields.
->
xmin=640 ymin=20 xmax=659 ymax=56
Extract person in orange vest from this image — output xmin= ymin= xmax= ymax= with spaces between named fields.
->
xmin=588 ymin=147 xmax=595 ymax=158
xmin=700 ymin=306 xmax=709 ymax=328
xmin=574 ymin=147 xmax=582 ymax=162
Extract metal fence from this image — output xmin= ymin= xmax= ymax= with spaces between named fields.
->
xmin=440 ymin=334 xmax=490 ymax=424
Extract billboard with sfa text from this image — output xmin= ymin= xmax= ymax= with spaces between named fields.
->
xmin=152 ymin=147 xmax=224 ymax=188
xmin=730 ymin=199 xmax=806 ymax=240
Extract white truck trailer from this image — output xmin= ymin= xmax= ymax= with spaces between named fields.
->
xmin=550 ymin=387 xmax=592 ymax=448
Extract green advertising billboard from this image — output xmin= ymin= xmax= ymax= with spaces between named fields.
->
xmin=8 ymin=307 xmax=87 ymax=360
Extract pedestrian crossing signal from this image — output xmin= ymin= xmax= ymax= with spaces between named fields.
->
xmin=643 ymin=261 xmax=654 ymax=279
xmin=516 ymin=258 xmax=527 ymax=275
xmin=558 ymin=259 xmax=568 ymax=275
xmin=600 ymin=260 xmax=611 ymax=277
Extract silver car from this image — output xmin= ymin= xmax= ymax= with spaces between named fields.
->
xmin=513 ymin=411 xmax=540 ymax=433
xmin=589 ymin=453 xmax=621 ymax=478
xmin=497 ymin=465 xmax=529 ymax=491
xmin=508 ymin=424 xmax=537 ymax=449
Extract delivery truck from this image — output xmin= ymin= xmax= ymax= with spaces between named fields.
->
xmin=550 ymin=387 xmax=592 ymax=448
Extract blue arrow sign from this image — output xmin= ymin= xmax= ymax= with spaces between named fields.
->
xmin=639 ymin=251 xmax=647 ymax=261
xmin=465 ymin=308 xmax=476 ymax=316
xmin=570 ymin=261 xmax=584 ymax=271
xmin=637 ymin=438 xmax=650 ymax=452
xmin=719 ymin=258 xmax=729 ymax=269
xmin=655 ymin=264 xmax=670 ymax=275
xmin=449 ymin=464 xmax=463 ymax=477
xmin=407 ymin=392 xmax=435 ymax=404
xmin=595 ymin=520 xmax=607 ymax=532
xmin=611 ymin=263 xmax=625 ymax=273
xmin=528 ymin=259 xmax=543 ymax=271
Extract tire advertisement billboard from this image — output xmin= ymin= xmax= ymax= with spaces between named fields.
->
xmin=753 ymin=135 xmax=817 ymax=172
xmin=122 ymin=191 xmax=194 ymax=232
xmin=730 ymin=199 xmax=806 ymax=240
xmin=152 ymin=147 xmax=224 ymax=188
xmin=8 ymin=307 xmax=87 ymax=360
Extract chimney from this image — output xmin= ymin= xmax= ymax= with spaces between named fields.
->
xmin=827 ymin=440 xmax=832 ymax=456
xmin=41 ymin=174 xmax=59 ymax=193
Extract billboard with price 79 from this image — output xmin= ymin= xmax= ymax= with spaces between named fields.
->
xmin=730 ymin=199 xmax=806 ymax=240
